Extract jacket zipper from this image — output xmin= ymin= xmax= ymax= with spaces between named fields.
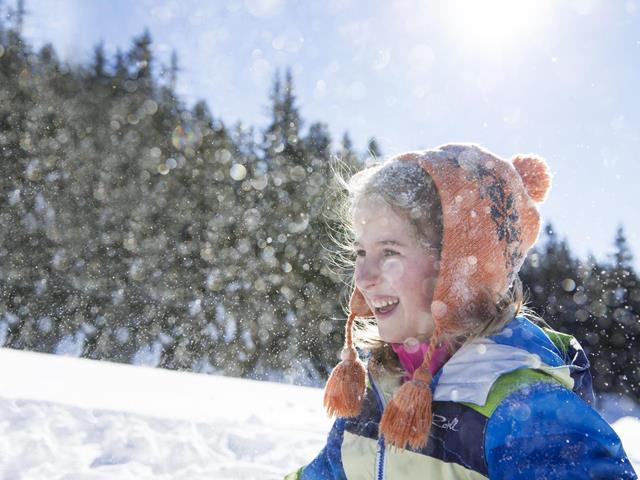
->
xmin=369 ymin=371 xmax=386 ymax=480
xmin=376 ymin=437 xmax=385 ymax=480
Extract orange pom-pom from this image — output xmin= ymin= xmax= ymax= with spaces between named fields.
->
xmin=323 ymin=348 xmax=366 ymax=417
xmin=379 ymin=377 xmax=433 ymax=450
xmin=512 ymin=154 xmax=551 ymax=203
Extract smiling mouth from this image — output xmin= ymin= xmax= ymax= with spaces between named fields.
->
xmin=377 ymin=303 xmax=397 ymax=314
xmin=371 ymin=299 xmax=399 ymax=315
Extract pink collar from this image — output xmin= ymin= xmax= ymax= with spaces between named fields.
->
xmin=391 ymin=341 xmax=449 ymax=379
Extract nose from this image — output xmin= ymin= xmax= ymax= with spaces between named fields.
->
xmin=355 ymin=255 xmax=380 ymax=291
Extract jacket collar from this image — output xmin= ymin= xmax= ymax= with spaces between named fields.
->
xmin=430 ymin=316 xmax=582 ymax=406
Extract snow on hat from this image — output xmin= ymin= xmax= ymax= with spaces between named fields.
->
xmin=323 ymin=143 xmax=552 ymax=450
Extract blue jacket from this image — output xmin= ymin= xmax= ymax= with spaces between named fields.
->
xmin=287 ymin=316 xmax=637 ymax=479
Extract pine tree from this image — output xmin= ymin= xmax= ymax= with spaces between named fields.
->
xmin=91 ymin=41 xmax=107 ymax=80
xmin=612 ymin=226 xmax=633 ymax=272
xmin=15 ymin=0 xmax=25 ymax=33
xmin=600 ymin=226 xmax=639 ymax=398
xmin=341 ymin=132 xmax=353 ymax=152
xmin=128 ymin=29 xmax=153 ymax=82
xmin=304 ymin=122 xmax=332 ymax=161
xmin=366 ymin=137 xmax=382 ymax=161
xmin=169 ymin=50 xmax=178 ymax=91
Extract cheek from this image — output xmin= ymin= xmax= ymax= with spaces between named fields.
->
xmin=353 ymin=262 xmax=366 ymax=286
xmin=381 ymin=258 xmax=404 ymax=282
xmin=421 ymin=277 xmax=436 ymax=296
xmin=403 ymin=266 xmax=437 ymax=307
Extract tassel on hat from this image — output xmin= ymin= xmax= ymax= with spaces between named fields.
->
xmin=322 ymin=315 xmax=366 ymax=417
xmin=378 ymin=367 xmax=433 ymax=449
xmin=323 ymin=290 xmax=370 ymax=417
xmin=377 ymin=323 xmax=444 ymax=450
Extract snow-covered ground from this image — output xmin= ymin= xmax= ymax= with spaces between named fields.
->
xmin=0 ymin=347 xmax=637 ymax=479
xmin=0 ymin=348 xmax=331 ymax=479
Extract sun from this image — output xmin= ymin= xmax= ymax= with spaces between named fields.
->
xmin=441 ymin=0 xmax=552 ymax=54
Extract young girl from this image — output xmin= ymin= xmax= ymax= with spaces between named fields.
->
xmin=286 ymin=144 xmax=636 ymax=479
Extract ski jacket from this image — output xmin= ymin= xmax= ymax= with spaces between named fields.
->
xmin=286 ymin=316 xmax=637 ymax=479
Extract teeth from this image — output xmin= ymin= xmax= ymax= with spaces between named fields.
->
xmin=372 ymin=298 xmax=399 ymax=309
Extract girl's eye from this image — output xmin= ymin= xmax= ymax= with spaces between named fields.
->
xmin=352 ymin=248 xmax=398 ymax=258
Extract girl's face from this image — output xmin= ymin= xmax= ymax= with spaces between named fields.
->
xmin=353 ymin=199 xmax=439 ymax=344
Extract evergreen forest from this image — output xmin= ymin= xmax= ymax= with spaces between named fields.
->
xmin=0 ymin=4 xmax=638 ymax=404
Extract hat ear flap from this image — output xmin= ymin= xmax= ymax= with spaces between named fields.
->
xmin=350 ymin=287 xmax=373 ymax=317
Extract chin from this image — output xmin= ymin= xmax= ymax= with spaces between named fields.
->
xmin=377 ymin=328 xmax=405 ymax=344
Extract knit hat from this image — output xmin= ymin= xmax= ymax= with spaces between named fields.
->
xmin=323 ymin=143 xmax=552 ymax=450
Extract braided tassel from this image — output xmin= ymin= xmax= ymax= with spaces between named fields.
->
xmin=379 ymin=326 xmax=442 ymax=450
xmin=323 ymin=312 xmax=366 ymax=417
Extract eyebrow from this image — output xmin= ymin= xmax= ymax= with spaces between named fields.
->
xmin=352 ymin=240 xmax=405 ymax=247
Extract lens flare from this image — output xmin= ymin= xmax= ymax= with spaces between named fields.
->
xmin=171 ymin=125 xmax=203 ymax=151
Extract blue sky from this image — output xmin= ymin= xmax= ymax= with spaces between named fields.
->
xmin=20 ymin=0 xmax=640 ymax=267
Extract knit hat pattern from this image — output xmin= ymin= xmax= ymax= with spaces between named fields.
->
xmin=324 ymin=143 xmax=552 ymax=451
